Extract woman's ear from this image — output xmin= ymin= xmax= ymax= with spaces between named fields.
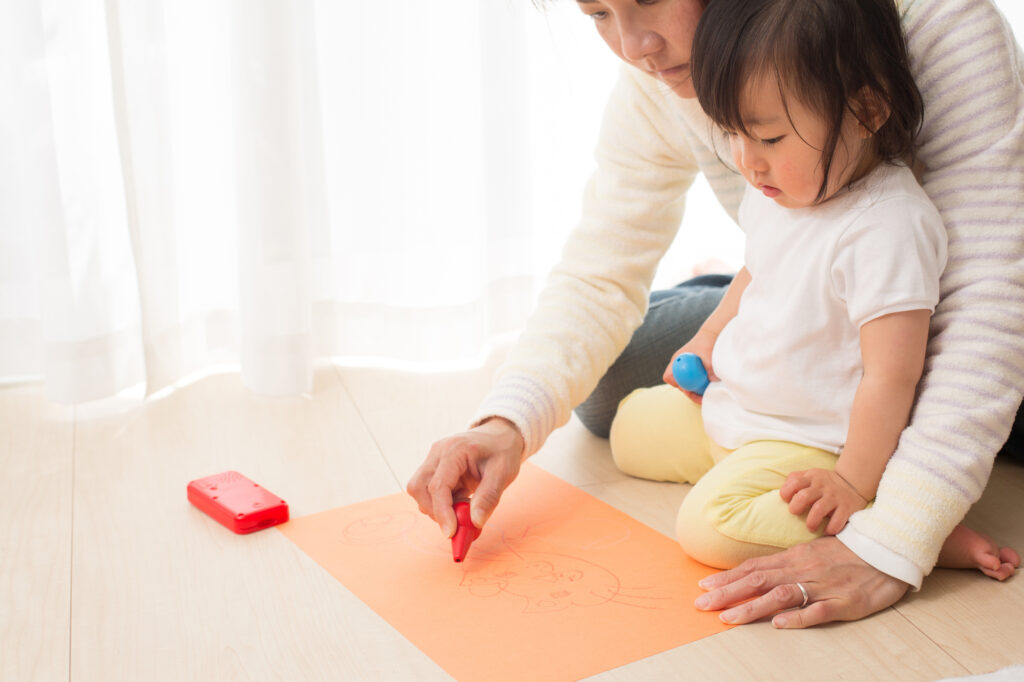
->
xmin=850 ymin=87 xmax=891 ymax=138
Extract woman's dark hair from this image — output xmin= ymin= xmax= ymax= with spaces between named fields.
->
xmin=691 ymin=0 xmax=923 ymax=203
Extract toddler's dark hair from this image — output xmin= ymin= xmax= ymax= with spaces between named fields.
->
xmin=691 ymin=0 xmax=923 ymax=203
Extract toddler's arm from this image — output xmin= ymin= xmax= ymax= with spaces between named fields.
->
xmin=782 ymin=309 xmax=932 ymax=534
xmin=663 ymin=267 xmax=751 ymax=400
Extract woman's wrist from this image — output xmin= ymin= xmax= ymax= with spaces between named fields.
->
xmin=476 ymin=416 xmax=526 ymax=460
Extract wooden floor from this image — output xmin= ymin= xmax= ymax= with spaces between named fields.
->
xmin=3 ymin=358 xmax=1023 ymax=681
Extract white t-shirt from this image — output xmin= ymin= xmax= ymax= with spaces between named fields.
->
xmin=702 ymin=163 xmax=948 ymax=453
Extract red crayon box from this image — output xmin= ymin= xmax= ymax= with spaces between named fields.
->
xmin=187 ymin=471 xmax=289 ymax=534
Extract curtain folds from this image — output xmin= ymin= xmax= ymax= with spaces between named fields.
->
xmin=0 ymin=0 xmax=617 ymax=402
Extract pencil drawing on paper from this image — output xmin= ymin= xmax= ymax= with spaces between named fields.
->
xmin=337 ymin=510 xmax=670 ymax=614
xmin=458 ymin=549 xmax=669 ymax=613
xmin=338 ymin=511 xmax=419 ymax=545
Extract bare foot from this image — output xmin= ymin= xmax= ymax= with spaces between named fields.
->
xmin=938 ymin=524 xmax=1020 ymax=580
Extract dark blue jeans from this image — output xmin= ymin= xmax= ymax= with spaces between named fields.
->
xmin=573 ymin=273 xmax=1024 ymax=463
xmin=574 ymin=274 xmax=733 ymax=438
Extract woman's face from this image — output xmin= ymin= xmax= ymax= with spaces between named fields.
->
xmin=576 ymin=0 xmax=705 ymax=98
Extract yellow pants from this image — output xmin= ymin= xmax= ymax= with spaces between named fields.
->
xmin=609 ymin=384 xmax=839 ymax=569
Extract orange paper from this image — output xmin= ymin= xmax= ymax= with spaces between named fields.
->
xmin=279 ymin=464 xmax=730 ymax=681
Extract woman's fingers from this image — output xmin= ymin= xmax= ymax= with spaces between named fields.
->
xmin=696 ymin=538 xmax=910 ymax=628
xmin=467 ymin=450 xmax=521 ymax=528
xmin=427 ymin=455 xmax=468 ymax=537
xmin=697 ymin=550 xmax=790 ymax=592
xmin=406 ymin=448 xmax=443 ymax=519
xmin=406 ymin=434 xmax=482 ymax=537
xmin=695 ymin=556 xmax=790 ymax=611
xmin=772 ymin=600 xmax=835 ymax=629
xmin=406 ymin=418 xmax=525 ymax=537
xmin=716 ymin=581 xmax=810 ymax=624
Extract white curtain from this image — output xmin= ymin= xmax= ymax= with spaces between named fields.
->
xmin=0 ymin=0 xmax=622 ymax=402
xmin=11 ymin=0 xmax=1020 ymax=404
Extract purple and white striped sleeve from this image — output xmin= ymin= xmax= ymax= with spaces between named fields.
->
xmin=843 ymin=0 xmax=1024 ymax=584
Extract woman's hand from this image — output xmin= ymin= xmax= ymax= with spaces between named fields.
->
xmin=694 ymin=537 xmax=909 ymax=628
xmin=780 ymin=468 xmax=869 ymax=535
xmin=406 ymin=417 xmax=524 ymax=537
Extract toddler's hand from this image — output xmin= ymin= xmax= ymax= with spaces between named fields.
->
xmin=663 ymin=332 xmax=717 ymax=404
xmin=780 ymin=468 xmax=869 ymax=535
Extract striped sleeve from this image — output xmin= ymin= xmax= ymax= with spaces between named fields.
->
xmin=846 ymin=0 xmax=1024 ymax=577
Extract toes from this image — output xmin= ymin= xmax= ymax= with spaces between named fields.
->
xmin=979 ymin=562 xmax=1016 ymax=581
xmin=998 ymin=546 xmax=1021 ymax=568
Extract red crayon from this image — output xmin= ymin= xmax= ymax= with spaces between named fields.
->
xmin=451 ymin=501 xmax=481 ymax=563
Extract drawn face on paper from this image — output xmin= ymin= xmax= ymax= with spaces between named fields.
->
xmin=339 ymin=511 xmax=418 ymax=545
xmin=337 ymin=511 xmax=666 ymax=614
xmin=459 ymin=552 xmax=652 ymax=614
xmin=282 ymin=465 xmax=729 ymax=682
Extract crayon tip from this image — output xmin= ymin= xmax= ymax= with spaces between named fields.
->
xmin=451 ymin=501 xmax=480 ymax=562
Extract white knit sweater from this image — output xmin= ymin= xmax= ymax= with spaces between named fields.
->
xmin=474 ymin=0 xmax=1024 ymax=584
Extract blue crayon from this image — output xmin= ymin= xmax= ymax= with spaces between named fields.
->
xmin=672 ymin=353 xmax=710 ymax=396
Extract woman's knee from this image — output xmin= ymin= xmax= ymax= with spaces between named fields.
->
xmin=574 ymin=385 xmax=619 ymax=439
xmin=575 ymin=285 xmax=727 ymax=438
xmin=575 ymin=342 xmax=670 ymax=438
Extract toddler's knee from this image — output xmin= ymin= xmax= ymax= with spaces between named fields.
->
xmin=610 ymin=384 xmax=708 ymax=483
xmin=675 ymin=493 xmax=724 ymax=567
xmin=608 ymin=388 xmax=655 ymax=476
xmin=675 ymin=490 xmax=777 ymax=569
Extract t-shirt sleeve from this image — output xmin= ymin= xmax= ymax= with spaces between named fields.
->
xmin=830 ymin=196 xmax=948 ymax=328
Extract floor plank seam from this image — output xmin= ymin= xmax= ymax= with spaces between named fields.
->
xmin=890 ymin=602 xmax=971 ymax=677
xmin=67 ymin=408 xmax=77 ymax=682
xmin=329 ymin=364 xmax=403 ymax=491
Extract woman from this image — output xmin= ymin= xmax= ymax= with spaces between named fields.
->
xmin=407 ymin=0 xmax=1024 ymax=628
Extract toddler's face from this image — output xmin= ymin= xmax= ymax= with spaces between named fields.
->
xmin=727 ymin=76 xmax=870 ymax=208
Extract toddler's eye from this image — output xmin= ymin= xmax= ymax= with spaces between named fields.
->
xmin=761 ymin=136 xmax=784 ymax=146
